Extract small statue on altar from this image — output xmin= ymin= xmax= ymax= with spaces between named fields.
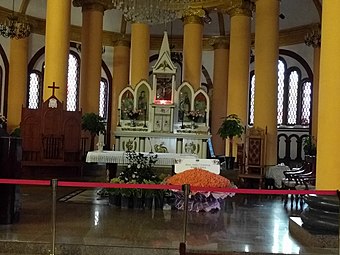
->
xmin=179 ymin=91 xmax=190 ymax=121
xmin=138 ymin=91 xmax=147 ymax=111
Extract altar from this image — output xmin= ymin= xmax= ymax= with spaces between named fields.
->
xmin=114 ymin=32 xmax=211 ymax=159
xmin=86 ymin=150 xmax=198 ymax=166
xmin=86 ymin=150 xmax=198 ymax=180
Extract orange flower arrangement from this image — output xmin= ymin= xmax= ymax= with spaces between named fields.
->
xmin=165 ymin=168 xmax=230 ymax=188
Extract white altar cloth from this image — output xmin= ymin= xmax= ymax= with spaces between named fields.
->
xmin=86 ymin=150 xmax=198 ymax=166
xmin=265 ymin=164 xmax=291 ymax=188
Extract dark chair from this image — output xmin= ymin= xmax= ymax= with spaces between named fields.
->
xmin=282 ymin=167 xmax=315 ymax=209
xmin=239 ymin=127 xmax=267 ymax=189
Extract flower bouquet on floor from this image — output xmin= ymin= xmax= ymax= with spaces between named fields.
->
xmin=107 ymin=151 xmax=163 ymax=209
xmin=165 ymin=168 xmax=235 ymax=212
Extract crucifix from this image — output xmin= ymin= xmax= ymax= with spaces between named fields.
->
xmin=48 ymin=82 xmax=60 ymax=97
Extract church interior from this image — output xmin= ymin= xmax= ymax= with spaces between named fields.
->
xmin=0 ymin=0 xmax=339 ymax=254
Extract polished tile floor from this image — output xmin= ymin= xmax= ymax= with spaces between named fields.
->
xmin=0 ymin=173 xmax=338 ymax=255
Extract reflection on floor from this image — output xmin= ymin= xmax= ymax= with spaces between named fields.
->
xmin=0 ymin=184 xmax=338 ymax=255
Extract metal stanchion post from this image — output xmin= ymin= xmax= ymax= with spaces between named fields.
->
xmin=179 ymin=184 xmax=190 ymax=255
xmin=337 ymin=190 xmax=340 ymax=255
xmin=50 ymin=179 xmax=58 ymax=255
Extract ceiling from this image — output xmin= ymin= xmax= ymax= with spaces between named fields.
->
xmin=0 ymin=0 xmax=321 ymax=48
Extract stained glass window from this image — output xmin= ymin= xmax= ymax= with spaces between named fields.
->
xmin=99 ymin=78 xmax=108 ymax=120
xmin=301 ymin=81 xmax=312 ymax=125
xmin=277 ymin=60 xmax=285 ymax=125
xmin=66 ymin=53 xmax=79 ymax=111
xmin=249 ymin=74 xmax=255 ymax=125
xmin=28 ymin=71 xmax=42 ymax=109
xmin=287 ymin=70 xmax=299 ymax=125
xmin=248 ymin=58 xmax=312 ymax=127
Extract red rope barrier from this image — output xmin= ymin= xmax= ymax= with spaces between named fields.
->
xmin=0 ymin=178 xmax=337 ymax=196
xmin=0 ymin=178 xmax=50 ymax=186
xmin=57 ymin=181 xmax=182 ymax=191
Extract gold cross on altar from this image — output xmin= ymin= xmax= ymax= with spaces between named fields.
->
xmin=48 ymin=82 xmax=60 ymax=97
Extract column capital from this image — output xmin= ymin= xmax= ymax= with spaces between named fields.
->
xmin=73 ymin=0 xmax=112 ymax=12
xmin=227 ymin=0 xmax=254 ymax=18
xmin=182 ymin=8 xmax=205 ymax=25
xmin=209 ymin=36 xmax=229 ymax=49
xmin=113 ymin=36 xmax=131 ymax=47
xmin=304 ymin=24 xmax=321 ymax=48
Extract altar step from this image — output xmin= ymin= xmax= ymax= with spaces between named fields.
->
xmin=289 ymin=216 xmax=338 ymax=248
xmin=0 ymin=240 xmax=335 ymax=255
xmin=0 ymin=241 xmax=179 ymax=255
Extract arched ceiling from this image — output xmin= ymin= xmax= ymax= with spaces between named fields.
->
xmin=0 ymin=0 xmax=321 ymax=49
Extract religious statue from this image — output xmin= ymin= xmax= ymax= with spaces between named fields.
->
xmin=138 ymin=90 xmax=147 ymax=111
xmin=179 ymin=91 xmax=191 ymax=121
xmin=121 ymin=91 xmax=134 ymax=120
xmin=179 ymin=91 xmax=190 ymax=112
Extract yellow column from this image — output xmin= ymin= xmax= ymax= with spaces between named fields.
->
xmin=311 ymin=46 xmax=320 ymax=139
xmin=130 ymin=23 xmax=149 ymax=87
xmin=210 ymin=37 xmax=229 ymax=156
xmin=43 ymin=0 xmax=71 ymax=102
xmin=316 ymin=0 xmax=340 ymax=190
xmin=183 ymin=9 xmax=204 ymax=90
xmin=7 ymin=38 xmax=28 ymax=133
xmin=226 ymin=1 xmax=252 ymax=123
xmin=254 ymin=0 xmax=279 ymax=166
xmin=111 ymin=39 xmax=130 ymax=148
xmin=77 ymin=1 xmax=107 ymax=113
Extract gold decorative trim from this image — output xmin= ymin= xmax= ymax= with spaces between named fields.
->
xmin=183 ymin=8 xmax=205 ymax=25
xmin=228 ymin=7 xmax=252 ymax=17
xmin=208 ymin=36 xmax=229 ymax=49
xmin=227 ymin=0 xmax=254 ymax=17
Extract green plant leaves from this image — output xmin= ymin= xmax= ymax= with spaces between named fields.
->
xmin=217 ymin=114 xmax=245 ymax=139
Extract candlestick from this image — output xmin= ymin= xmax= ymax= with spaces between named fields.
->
xmin=117 ymin=108 xmax=121 ymax=126
xmin=181 ymin=110 xmax=184 ymax=129
xmin=143 ymin=109 xmax=147 ymax=127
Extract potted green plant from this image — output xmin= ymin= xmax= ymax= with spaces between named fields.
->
xmin=302 ymin=135 xmax=316 ymax=156
xmin=217 ymin=114 xmax=245 ymax=169
xmin=81 ymin=112 xmax=106 ymax=151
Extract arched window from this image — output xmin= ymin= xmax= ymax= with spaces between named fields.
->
xmin=277 ymin=59 xmax=286 ymax=125
xmin=27 ymin=44 xmax=112 ymax=146
xmin=248 ymin=70 xmax=255 ymax=125
xmin=99 ymin=78 xmax=109 ymax=120
xmin=66 ymin=52 xmax=80 ymax=111
xmin=28 ymin=51 xmax=81 ymax=111
xmin=300 ymin=79 xmax=312 ymax=125
xmin=248 ymin=56 xmax=312 ymax=127
xmin=28 ymin=70 xmax=43 ymax=109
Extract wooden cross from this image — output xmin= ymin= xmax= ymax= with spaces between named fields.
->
xmin=48 ymin=82 xmax=60 ymax=97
